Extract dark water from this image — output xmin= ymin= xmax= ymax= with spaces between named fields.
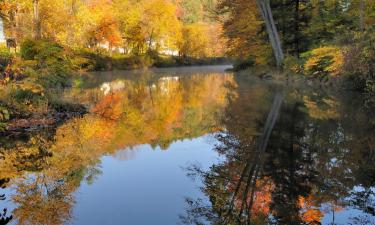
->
xmin=1 ymin=66 xmax=375 ymax=225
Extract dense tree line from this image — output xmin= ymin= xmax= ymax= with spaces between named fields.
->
xmin=0 ymin=0 xmax=223 ymax=58
xmin=217 ymin=0 xmax=375 ymax=93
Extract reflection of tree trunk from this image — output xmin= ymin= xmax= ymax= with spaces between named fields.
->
xmin=148 ymin=84 xmax=155 ymax=107
xmin=255 ymin=0 xmax=284 ymax=67
xmin=227 ymin=93 xmax=283 ymax=224
xmin=33 ymin=0 xmax=41 ymax=40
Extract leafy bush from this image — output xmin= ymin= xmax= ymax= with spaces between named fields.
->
xmin=304 ymin=46 xmax=344 ymax=78
xmin=0 ymin=105 xmax=10 ymax=131
xmin=20 ymin=39 xmax=38 ymax=60
xmin=283 ymin=55 xmax=304 ymax=75
xmin=9 ymin=81 xmax=48 ymax=113
xmin=0 ymin=45 xmax=13 ymax=71
xmin=19 ymin=39 xmax=75 ymax=88
xmin=21 ymin=39 xmax=64 ymax=62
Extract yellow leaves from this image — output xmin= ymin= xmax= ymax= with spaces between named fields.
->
xmin=12 ymin=174 xmax=75 ymax=225
xmin=0 ymin=106 xmax=10 ymax=121
xmin=179 ymin=23 xmax=210 ymax=57
xmin=140 ymin=0 xmax=182 ymax=50
xmin=217 ymin=0 xmax=265 ymax=59
xmin=16 ymin=82 xmax=45 ymax=96
xmin=303 ymin=96 xmax=340 ymax=120
xmin=304 ymin=46 xmax=344 ymax=77
xmin=1 ymin=0 xmax=225 ymax=57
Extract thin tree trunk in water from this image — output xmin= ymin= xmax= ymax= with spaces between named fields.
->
xmin=255 ymin=0 xmax=284 ymax=67
xmin=226 ymin=93 xmax=283 ymax=224
xmin=33 ymin=0 xmax=41 ymax=40
xmin=360 ymin=0 xmax=365 ymax=32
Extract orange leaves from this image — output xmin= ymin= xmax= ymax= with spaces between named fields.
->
xmin=92 ymin=92 xmax=124 ymax=120
xmin=91 ymin=15 xmax=122 ymax=47
xmin=298 ymin=196 xmax=323 ymax=224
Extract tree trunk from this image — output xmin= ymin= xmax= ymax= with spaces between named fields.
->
xmin=294 ymin=0 xmax=300 ymax=58
xmin=33 ymin=0 xmax=41 ymax=40
xmin=360 ymin=0 xmax=365 ymax=32
xmin=255 ymin=0 xmax=284 ymax=67
xmin=67 ymin=0 xmax=77 ymax=44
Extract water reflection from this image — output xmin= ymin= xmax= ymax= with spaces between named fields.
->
xmin=182 ymin=76 xmax=375 ymax=225
xmin=1 ymin=178 xmax=12 ymax=225
xmin=1 ymin=68 xmax=375 ymax=225
xmin=0 ymin=69 xmax=233 ymax=225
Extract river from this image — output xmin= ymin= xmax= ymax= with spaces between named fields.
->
xmin=1 ymin=66 xmax=374 ymax=225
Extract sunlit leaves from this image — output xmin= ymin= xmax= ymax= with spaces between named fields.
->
xmin=304 ymin=46 xmax=344 ymax=77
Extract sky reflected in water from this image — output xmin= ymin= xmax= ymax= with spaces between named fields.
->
xmin=1 ymin=66 xmax=375 ymax=225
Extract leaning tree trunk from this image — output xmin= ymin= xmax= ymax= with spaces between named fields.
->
xmin=33 ymin=0 xmax=41 ymax=40
xmin=255 ymin=0 xmax=284 ymax=67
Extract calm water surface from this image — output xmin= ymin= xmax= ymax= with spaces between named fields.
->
xmin=1 ymin=66 xmax=375 ymax=225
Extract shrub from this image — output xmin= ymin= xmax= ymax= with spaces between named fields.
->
xmin=20 ymin=39 xmax=38 ymax=60
xmin=304 ymin=46 xmax=344 ymax=78
xmin=19 ymin=39 xmax=74 ymax=88
xmin=20 ymin=39 xmax=64 ymax=62
xmin=283 ymin=55 xmax=304 ymax=75
xmin=0 ymin=45 xmax=13 ymax=72
xmin=9 ymin=82 xmax=48 ymax=113
xmin=0 ymin=105 xmax=10 ymax=131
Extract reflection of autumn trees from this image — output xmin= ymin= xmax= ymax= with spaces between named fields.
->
xmin=12 ymin=175 xmax=74 ymax=225
xmin=75 ymin=73 xmax=233 ymax=151
xmin=182 ymin=78 xmax=375 ymax=225
xmin=0 ymin=73 xmax=233 ymax=225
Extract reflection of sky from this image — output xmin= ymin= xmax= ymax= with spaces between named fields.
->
xmin=322 ymin=208 xmax=375 ymax=225
xmin=320 ymin=186 xmax=375 ymax=225
xmin=0 ymin=184 xmax=17 ymax=222
xmin=72 ymin=135 xmax=220 ymax=225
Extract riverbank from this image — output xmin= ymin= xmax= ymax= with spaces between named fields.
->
xmin=0 ymin=39 xmax=230 ymax=135
xmin=233 ymin=65 xmax=375 ymax=109
xmin=78 ymin=49 xmax=230 ymax=71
